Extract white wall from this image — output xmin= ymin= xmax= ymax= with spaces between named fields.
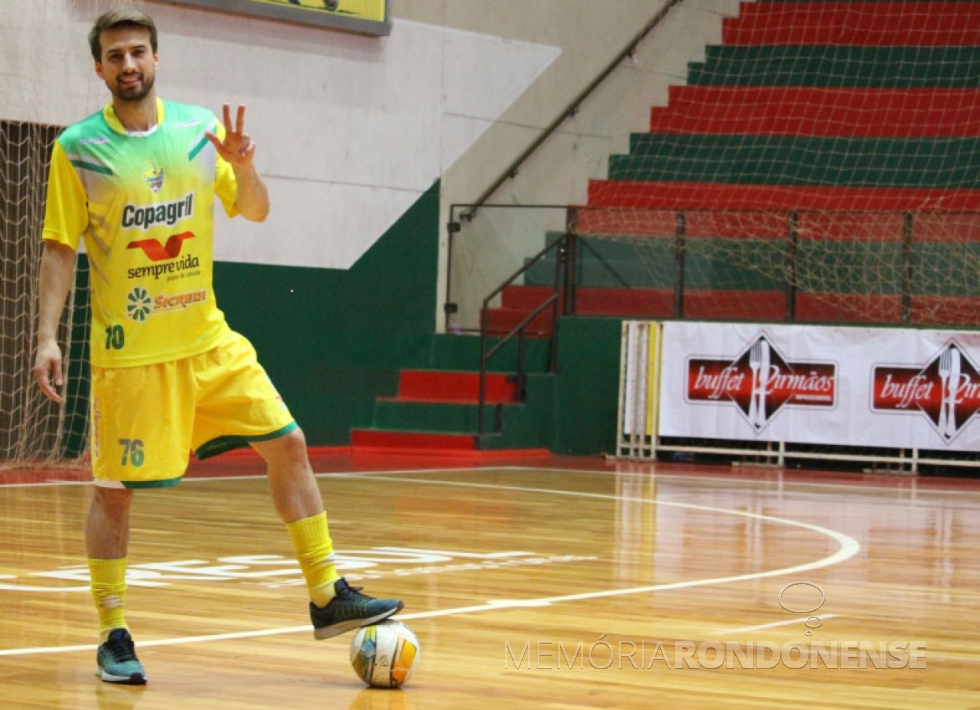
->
xmin=1 ymin=0 xmax=745 ymax=331
xmin=1 ymin=0 xmax=558 ymax=267
xmin=400 ymin=0 xmax=747 ymax=331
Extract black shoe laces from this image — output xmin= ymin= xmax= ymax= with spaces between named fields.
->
xmin=338 ymin=584 xmax=370 ymax=600
xmin=104 ymin=632 xmax=138 ymax=663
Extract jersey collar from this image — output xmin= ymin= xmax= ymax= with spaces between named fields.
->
xmin=103 ymin=98 xmax=165 ymax=135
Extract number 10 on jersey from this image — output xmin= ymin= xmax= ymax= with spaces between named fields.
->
xmin=105 ymin=325 xmax=125 ymax=350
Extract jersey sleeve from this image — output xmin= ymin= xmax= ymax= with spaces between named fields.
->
xmin=212 ymin=121 xmax=240 ymax=219
xmin=41 ymin=140 xmax=88 ymax=250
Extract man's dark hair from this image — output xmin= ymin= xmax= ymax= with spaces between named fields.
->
xmin=88 ymin=8 xmax=158 ymax=63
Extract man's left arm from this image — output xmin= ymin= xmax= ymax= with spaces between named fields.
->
xmin=206 ymin=103 xmax=269 ymax=222
xmin=231 ymin=161 xmax=269 ymax=222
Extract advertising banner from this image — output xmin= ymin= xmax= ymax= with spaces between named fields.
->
xmin=659 ymin=322 xmax=980 ymax=451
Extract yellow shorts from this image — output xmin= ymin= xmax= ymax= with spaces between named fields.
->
xmin=90 ymin=330 xmax=296 ymax=489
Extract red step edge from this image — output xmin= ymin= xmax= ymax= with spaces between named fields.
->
xmin=352 ymin=430 xmax=476 ymax=450
xmin=397 ymin=370 xmax=518 ymax=403
xmin=651 ymin=87 xmax=980 ymax=138
xmin=213 ymin=445 xmax=352 ymax=458
xmin=586 ymin=182 xmax=980 ymax=212
xmin=351 ymin=430 xmax=550 ymax=459
xmin=723 ymin=3 xmax=980 ymax=47
xmin=351 ymin=445 xmax=552 ymax=460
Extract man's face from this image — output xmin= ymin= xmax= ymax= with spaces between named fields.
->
xmin=95 ymin=26 xmax=158 ymax=103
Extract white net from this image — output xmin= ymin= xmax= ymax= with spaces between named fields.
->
xmin=572 ymin=206 xmax=980 ymax=326
xmin=1 ymin=119 xmax=91 ymax=469
xmin=563 ymin=0 xmax=980 ymax=326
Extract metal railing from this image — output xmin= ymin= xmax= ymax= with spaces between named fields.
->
xmin=476 ymin=231 xmax=573 ymax=437
xmin=445 ymin=204 xmax=573 ymax=334
xmin=458 ymin=0 xmax=684 ymax=221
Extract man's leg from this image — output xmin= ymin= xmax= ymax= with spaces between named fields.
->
xmin=251 ymin=428 xmax=403 ymax=638
xmin=252 ymin=428 xmax=337 ymax=605
xmin=87 ymin=486 xmax=132 ymax=559
xmin=87 ymin=486 xmax=145 ymax=684
xmin=253 ymin=427 xmax=323 ymax=523
xmin=87 ymin=486 xmax=132 ymax=636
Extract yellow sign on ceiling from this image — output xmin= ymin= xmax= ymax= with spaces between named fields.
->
xmin=167 ymin=0 xmax=390 ymax=35
xmin=250 ymin=0 xmax=385 ymax=23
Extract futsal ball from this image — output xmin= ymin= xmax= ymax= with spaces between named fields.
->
xmin=350 ymin=621 xmax=421 ymax=688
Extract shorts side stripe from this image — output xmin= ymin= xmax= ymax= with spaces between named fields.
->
xmin=121 ymin=477 xmax=183 ymax=489
xmin=195 ymin=421 xmax=298 ymax=461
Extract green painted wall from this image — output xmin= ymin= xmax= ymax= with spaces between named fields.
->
xmin=68 ymin=182 xmax=624 ymax=456
xmin=213 ymin=183 xmax=440 ymax=445
xmin=552 ymin=316 xmax=623 ymax=455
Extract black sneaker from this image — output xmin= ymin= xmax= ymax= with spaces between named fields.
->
xmin=310 ymin=578 xmax=404 ymax=640
xmin=95 ymin=629 xmax=147 ymax=685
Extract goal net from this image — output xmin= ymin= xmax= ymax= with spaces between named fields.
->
xmin=571 ymin=1 xmax=980 ymax=328
xmin=1 ymin=119 xmax=91 ymax=470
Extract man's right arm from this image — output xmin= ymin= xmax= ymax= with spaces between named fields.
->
xmin=34 ymin=240 xmax=77 ymax=403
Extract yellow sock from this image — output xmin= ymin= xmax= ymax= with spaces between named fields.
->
xmin=286 ymin=512 xmax=339 ymax=608
xmin=88 ymin=558 xmax=128 ymax=643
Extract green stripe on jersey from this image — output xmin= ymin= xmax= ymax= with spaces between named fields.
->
xmin=70 ymin=159 xmax=113 ymax=176
xmin=188 ymin=135 xmax=210 ymax=162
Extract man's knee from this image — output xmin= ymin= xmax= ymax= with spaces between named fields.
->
xmin=252 ymin=427 xmax=308 ymax=463
xmin=90 ymin=486 xmax=133 ymax=517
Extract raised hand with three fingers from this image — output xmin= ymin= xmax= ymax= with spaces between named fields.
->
xmin=206 ymin=103 xmax=256 ymax=169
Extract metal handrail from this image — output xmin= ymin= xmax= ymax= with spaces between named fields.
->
xmin=477 ymin=232 xmax=570 ymax=437
xmin=460 ymin=0 xmax=684 ymax=222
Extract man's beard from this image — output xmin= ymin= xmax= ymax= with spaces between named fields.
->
xmin=111 ymin=73 xmax=155 ymax=103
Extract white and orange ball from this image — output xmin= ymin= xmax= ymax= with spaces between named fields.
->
xmin=349 ymin=621 xmax=421 ymax=688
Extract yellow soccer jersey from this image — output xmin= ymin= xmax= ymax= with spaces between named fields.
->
xmin=42 ymin=99 xmax=239 ymax=367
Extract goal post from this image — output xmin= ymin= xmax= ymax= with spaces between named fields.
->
xmin=1 ymin=119 xmax=91 ymax=469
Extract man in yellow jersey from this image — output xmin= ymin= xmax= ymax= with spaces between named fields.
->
xmin=32 ymin=7 xmax=402 ymax=685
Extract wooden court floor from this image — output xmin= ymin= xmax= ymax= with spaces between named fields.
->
xmin=0 ymin=455 xmax=978 ymax=709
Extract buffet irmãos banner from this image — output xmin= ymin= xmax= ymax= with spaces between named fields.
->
xmin=658 ymin=321 xmax=980 ymax=451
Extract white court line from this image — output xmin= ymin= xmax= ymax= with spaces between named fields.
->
xmin=3 ymin=462 xmax=976 ymax=498
xmin=503 ymin=466 xmax=980 ymax=498
xmin=324 ymin=464 xmax=980 ymax=499
xmin=0 ymin=474 xmax=860 ymax=658
xmin=714 ymin=614 xmax=839 ymax=635
xmin=0 ymin=466 xmax=502 ymax=489
xmin=0 ymin=479 xmax=88 ymax=488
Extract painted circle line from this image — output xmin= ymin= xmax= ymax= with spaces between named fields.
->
xmin=0 ymin=472 xmax=860 ymax=657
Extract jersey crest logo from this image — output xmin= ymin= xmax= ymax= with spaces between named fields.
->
xmin=127 ymin=232 xmax=195 ymax=262
xmin=126 ymin=287 xmax=153 ymax=322
xmin=142 ymin=163 xmax=165 ymax=192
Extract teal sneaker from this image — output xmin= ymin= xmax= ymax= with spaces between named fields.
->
xmin=95 ymin=629 xmax=146 ymax=685
xmin=310 ymin=578 xmax=404 ymax=640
